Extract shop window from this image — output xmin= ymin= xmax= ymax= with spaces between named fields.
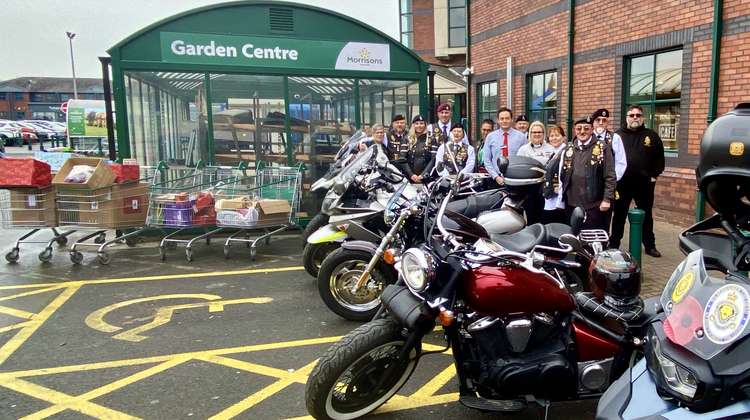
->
xmin=209 ymin=74 xmax=286 ymax=166
xmin=400 ymin=0 xmax=413 ymax=48
xmin=477 ymin=81 xmax=497 ymax=135
xmin=60 ymin=93 xmax=72 ymax=102
xmin=448 ymin=0 xmax=466 ymax=48
xmin=15 ymin=93 xmax=25 ymax=100
xmin=125 ymin=71 xmax=206 ymax=166
xmin=526 ymin=70 xmax=558 ymax=126
xmin=625 ymin=49 xmax=682 ymax=153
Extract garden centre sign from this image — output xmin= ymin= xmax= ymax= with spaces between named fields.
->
xmin=160 ymin=32 xmax=390 ymax=72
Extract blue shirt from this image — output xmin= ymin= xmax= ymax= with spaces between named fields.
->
xmin=483 ymin=127 xmax=527 ymax=178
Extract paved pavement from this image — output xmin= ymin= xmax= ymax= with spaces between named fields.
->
xmin=0 ymin=221 xmax=688 ymax=419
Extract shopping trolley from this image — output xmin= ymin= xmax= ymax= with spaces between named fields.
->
xmin=0 ymin=187 xmax=75 ymax=263
xmin=218 ymin=162 xmax=302 ymax=260
xmin=147 ymin=163 xmax=240 ymax=262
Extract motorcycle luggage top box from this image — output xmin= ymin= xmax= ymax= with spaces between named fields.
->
xmin=502 ymin=156 xmax=546 ymax=187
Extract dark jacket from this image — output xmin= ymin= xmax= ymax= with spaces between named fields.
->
xmin=615 ymin=125 xmax=665 ymax=179
xmin=388 ymin=129 xmax=410 ymax=161
xmin=405 ymin=132 xmax=434 ymax=177
xmin=558 ymin=138 xmax=616 ymax=209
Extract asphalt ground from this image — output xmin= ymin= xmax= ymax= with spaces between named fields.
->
xmin=0 ymin=229 xmax=596 ymax=419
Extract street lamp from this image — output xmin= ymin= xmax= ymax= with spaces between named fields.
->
xmin=66 ymin=31 xmax=78 ymax=99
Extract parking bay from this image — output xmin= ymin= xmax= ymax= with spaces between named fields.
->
xmin=0 ymin=258 xmax=595 ymax=419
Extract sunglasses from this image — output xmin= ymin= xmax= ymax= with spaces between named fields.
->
xmin=575 ymin=126 xmax=592 ymax=131
xmin=627 ymin=113 xmax=643 ymax=118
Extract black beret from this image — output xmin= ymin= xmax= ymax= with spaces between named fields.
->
xmin=450 ymin=122 xmax=464 ymax=131
xmin=391 ymin=114 xmax=405 ymax=122
xmin=515 ymin=114 xmax=529 ymax=122
xmin=411 ymin=114 xmax=425 ymax=123
xmin=591 ymin=108 xmax=610 ymax=119
xmin=574 ymin=116 xmax=593 ymax=126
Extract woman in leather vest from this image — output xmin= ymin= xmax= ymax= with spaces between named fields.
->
xmin=404 ymin=115 xmax=435 ymax=183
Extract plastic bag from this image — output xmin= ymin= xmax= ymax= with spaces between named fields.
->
xmin=64 ymin=165 xmax=95 ymax=184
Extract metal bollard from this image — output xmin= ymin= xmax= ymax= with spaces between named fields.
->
xmin=628 ymin=208 xmax=645 ymax=264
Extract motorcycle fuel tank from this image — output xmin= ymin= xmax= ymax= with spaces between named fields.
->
xmin=463 ymin=265 xmax=575 ymax=316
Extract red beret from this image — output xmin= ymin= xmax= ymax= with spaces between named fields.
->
xmin=437 ymin=103 xmax=451 ymax=113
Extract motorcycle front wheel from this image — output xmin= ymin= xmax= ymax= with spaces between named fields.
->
xmin=303 ymin=242 xmax=339 ymax=277
xmin=317 ymin=248 xmax=394 ymax=321
xmin=305 ymin=318 xmax=420 ymax=420
xmin=302 ymin=214 xmax=330 ymax=247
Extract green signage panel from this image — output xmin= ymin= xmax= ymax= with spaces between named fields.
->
xmin=160 ymin=32 xmax=391 ymax=72
xmin=66 ymin=100 xmax=110 ymax=137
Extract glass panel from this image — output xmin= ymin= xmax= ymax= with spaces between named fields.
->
xmin=654 ymin=103 xmax=679 ymax=151
xmin=400 ymin=0 xmax=411 ymax=14
xmin=530 ymin=74 xmax=543 ymax=110
xmin=628 ymin=55 xmax=655 ymax=103
xmin=401 ymin=15 xmax=412 ymax=32
xmin=543 ymin=72 xmax=557 ymax=108
xmin=449 ymin=27 xmax=466 ymax=47
xmin=124 ymin=71 xmax=206 ymax=166
xmin=359 ymin=79 xmax=415 ymax=129
xmin=207 ymin=74 xmax=285 ymax=166
xmin=655 ymin=50 xmax=683 ymax=100
xmin=449 ymin=8 xmax=466 ymax=28
xmin=449 ymin=0 xmax=465 ymax=6
xmin=401 ymin=33 xmax=412 ymax=48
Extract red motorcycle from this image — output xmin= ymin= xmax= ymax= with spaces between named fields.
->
xmin=304 ymin=176 xmax=657 ymax=419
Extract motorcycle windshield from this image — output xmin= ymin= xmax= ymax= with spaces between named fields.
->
xmin=335 ymin=146 xmax=374 ymax=185
xmin=660 ymin=249 xmax=750 ymax=360
xmin=334 ymin=130 xmax=366 ymax=162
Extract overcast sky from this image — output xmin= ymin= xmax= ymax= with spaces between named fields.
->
xmin=0 ymin=0 xmax=399 ymax=81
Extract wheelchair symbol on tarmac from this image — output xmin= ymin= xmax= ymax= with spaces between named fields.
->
xmin=84 ymin=294 xmax=273 ymax=342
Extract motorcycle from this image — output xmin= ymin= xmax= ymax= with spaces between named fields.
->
xmin=302 ymin=130 xmax=368 ymax=245
xmin=304 ymin=175 xmax=653 ymax=419
xmin=597 ymin=214 xmax=750 ymax=419
xmin=304 ymin=144 xmax=418 ymax=277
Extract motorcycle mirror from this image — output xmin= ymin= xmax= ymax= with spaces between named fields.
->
xmin=569 ymin=207 xmax=586 ymax=235
xmin=558 ymin=234 xmax=583 ymax=252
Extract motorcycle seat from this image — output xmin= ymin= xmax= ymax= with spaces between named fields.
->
xmin=490 ymin=223 xmax=546 ymax=253
xmin=543 ymin=223 xmax=573 ymax=246
xmin=447 ymin=189 xmax=504 ymax=219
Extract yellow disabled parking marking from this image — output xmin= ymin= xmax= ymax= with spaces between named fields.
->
xmin=84 ymin=294 xmax=273 ymax=342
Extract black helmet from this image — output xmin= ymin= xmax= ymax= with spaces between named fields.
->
xmin=696 ymin=103 xmax=750 ymax=219
xmin=590 ymin=250 xmax=641 ymax=309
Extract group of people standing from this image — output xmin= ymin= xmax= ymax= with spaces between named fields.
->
xmin=359 ymin=102 xmax=665 ymax=257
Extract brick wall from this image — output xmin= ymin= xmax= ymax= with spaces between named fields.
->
xmin=466 ymin=0 xmax=750 ymax=226
xmin=411 ymin=0 xmax=465 ymax=66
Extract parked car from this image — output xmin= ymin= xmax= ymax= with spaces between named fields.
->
xmin=18 ymin=121 xmax=59 ymax=143
xmin=1 ymin=121 xmax=39 ymax=145
xmin=0 ymin=121 xmax=23 ymax=146
xmin=28 ymin=120 xmax=66 ymax=138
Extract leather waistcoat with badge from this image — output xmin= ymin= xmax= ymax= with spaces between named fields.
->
xmin=407 ymin=133 xmax=433 ymax=176
xmin=430 ymin=125 xmax=449 ymax=155
xmin=443 ymin=141 xmax=469 ymax=175
xmin=388 ymin=130 xmax=409 ymax=160
xmin=559 ymin=139 xmax=609 ymax=208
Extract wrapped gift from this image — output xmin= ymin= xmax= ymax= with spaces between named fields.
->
xmin=163 ymin=201 xmax=192 ymax=227
xmin=110 ymin=163 xmax=140 ymax=183
xmin=192 ymin=207 xmax=216 ymax=225
xmin=0 ymin=158 xmax=52 ymax=188
xmin=192 ymin=191 xmax=215 ymax=213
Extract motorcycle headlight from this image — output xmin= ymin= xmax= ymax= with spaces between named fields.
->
xmin=399 ymin=248 xmax=435 ymax=292
xmin=650 ymin=331 xmax=698 ymax=400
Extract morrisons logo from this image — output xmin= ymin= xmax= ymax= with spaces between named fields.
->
xmin=346 ymin=48 xmax=383 ymax=65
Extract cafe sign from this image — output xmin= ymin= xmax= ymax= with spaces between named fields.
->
xmin=160 ymin=32 xmax=390 ymax=72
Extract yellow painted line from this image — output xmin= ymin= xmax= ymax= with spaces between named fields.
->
xmin=25 ymin=356 xmax=189 ymax=419
xmin=0 ymin=377 xmax=140 ymax=420
xmin=0 ymin=335 xmax=342 ymax=379
xmin=410 ymin=364 xmax=456 ymax=397
xmin=0 ymin=321 xmax=33 ymax=334
xmin=209 ymin=360 xmax=318 ymax=420
xmin=197 ymin=355 xmax=306 ymax=384
xmin=0 ymin=305 xmax=36 ymax=320
xmin=0 ymin=285 xmax=81 ymax=366
xmin=0 ymin=285 xmax=64 ymax=302
xmin=0 ymin=266 xmax=306 ymax=290
xmin=377 ymin=392 xmax=459 ymax=414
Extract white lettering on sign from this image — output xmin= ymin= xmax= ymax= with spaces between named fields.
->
xmin=241 ymin=44 xmax=298 ymax=60
xmin=171 ymin=40 xmax=238 ymax=58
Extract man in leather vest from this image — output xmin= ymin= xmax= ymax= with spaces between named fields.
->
xmin=427 ymin=103 xmax=453 ymax=156
xmin=558 ymin=116 xmax=616 ymax=231
xmin=610 ymin=104 xmax=666 ymax=257
xmin=388 ymin=114 xmax=410 ymax=160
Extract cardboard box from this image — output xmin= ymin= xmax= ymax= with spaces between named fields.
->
xmin=256 ymin=199 xmax=291 ymax=224
xmin=215 ymin=197 xmax=252 ymax=210
xmin=52 ymin=157 xmax=116 ymax=190
xmin=8 ymin=187 xmax=57 ymax=226
xmin=56 ymin=182 xmax=149 ymax=228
